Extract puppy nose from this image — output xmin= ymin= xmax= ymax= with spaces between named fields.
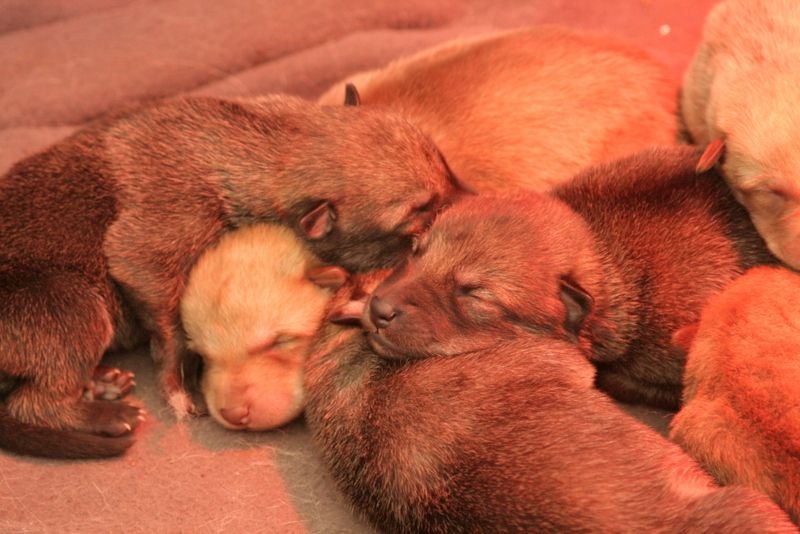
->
xmin=219 ymin=405 xmax=250 ymax=427
xmin=370 ymin=296 xmax=398 ymax=329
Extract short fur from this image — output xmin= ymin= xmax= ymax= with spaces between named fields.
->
xmin=181 ymin=224 xmax=340 ymax=431
xmin=303 ymin=276 xmax=796 ymax=532
xmin=670 ymin=266 xmax=800 ymax=524
xmin=366 ymin=146 xmax=778 ymax=409
xmin=318 ymin=26 xmax=679 ymax=192
xmin=681 ymin=0 xmax=800 ymax=269
xmin=0 ymin=94 xmax=466 ymax=457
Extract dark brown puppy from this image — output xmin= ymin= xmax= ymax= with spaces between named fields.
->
xmin=304 ymin=277 xmax=796 ymax=533
xmin=0 ymin=94 xmax=466 ymax=458
xmin=366 ymin=145 xmax=778 ymax=410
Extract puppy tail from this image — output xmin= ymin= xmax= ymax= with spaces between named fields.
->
xmin=0 ymin=405 xmax=134 ymax=459
xmin=682 ymin=486 xmax=795 ymax=533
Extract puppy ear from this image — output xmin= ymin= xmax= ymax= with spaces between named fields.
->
xmin=328 ymin=297 xmax=367 ymax=325
xmin=696 ymin=138 xmax=726 ymax=174
xmin=559 ymin=276 xmax=594 ymax=336
xmin=344 ymin=83 xmax=361 ymax=106
xmin=300 ymin=201 xmax=335 ymax=240
xmin=307 ymin=265 xmax=349 ymax=290
xmin=671 ymin=323 xmax=699 ymax=352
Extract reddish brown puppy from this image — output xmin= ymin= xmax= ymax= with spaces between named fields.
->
xmin=0 ymin=94 xmax=467 ymax=458
xmin=366 ymin=145 xmax=778 ymax=409
xmin=303 ymin=275 xmax=796 ymax=533
xmin=670 ymin=266 xmax=800 ymax=524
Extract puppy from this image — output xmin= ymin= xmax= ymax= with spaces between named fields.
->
xmin=181 ymin=224 xmax=345 ymax=431
xmin=366 ymin=146 xmax=778 ymax=410
xmin=0 ymin=94 xmax=467 ymax=458
xmin=319 ymin=26 xmax=679 ymax=192
xmin=670 ymin=266 xmax=800 ymax=523
xmin=681 ymin=0 xmax=800 ymax=269
xmin=303 ymin=277 xmax=796 ymax=532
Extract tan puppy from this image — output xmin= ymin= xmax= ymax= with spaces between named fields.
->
xmin=670 ymin=266 xmax=800 ymax=524
xmin=318 ymin=26 xmax=679 ymax=192
xmin=181 ymin=224 xmax=344 ymax=431
xmin=303 ymin=275 xmax=796 ymax=532
xmin=682 ymin=0 xmax=800 ymax=269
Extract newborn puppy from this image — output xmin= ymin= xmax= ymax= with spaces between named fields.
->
xmin=319 ymin=26 xmax=679 ymax=192
xmin=304 ymin=278 xmax=796 ymax=532
xmin=670 ymin=266 xmax=800 ymax=524
xmin=367 ymin=146 xmax=778 ymax=409
xmin=181 ymin=224 xmax=345 ymax=431
xmin=681 ymin=0 xmax=800 ymax=268
xmin=0 ymin=94 xmax=467 ymax=458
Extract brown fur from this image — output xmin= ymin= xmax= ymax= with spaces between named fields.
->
xmin=319 ymin=26 xmax=679 ymax=192
xmin=0 ymin=94 xmax=467 ymax=457
xmin=303 ymin=275 xmax=796 ymax=532
xmin=366 ymin=145 xmax=778 ymax=409
xmin=681 ymin=0 xmax=800 ymax=269
xmin=181 ymin=224 xmax=342 ymax=431
xmin=670 ymin=266 xmax=800 ymax=523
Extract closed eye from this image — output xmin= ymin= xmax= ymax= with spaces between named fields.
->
xmin=457 ymin=283 xmax=486 ymax=299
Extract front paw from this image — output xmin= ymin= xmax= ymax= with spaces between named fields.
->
xmin=160 ymin=373 xmax=198 ymax=419
xmin=83 ymin=400 xmax=146 ymax=436
xmin=83 ymin=365 xmax=136 ymax=401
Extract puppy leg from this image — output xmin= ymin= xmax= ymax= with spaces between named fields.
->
xmin=0 ymin=271 xmax=143 ymax=435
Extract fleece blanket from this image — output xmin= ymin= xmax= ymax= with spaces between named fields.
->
xmin=0 ymin=1 xmax=718 ymax=532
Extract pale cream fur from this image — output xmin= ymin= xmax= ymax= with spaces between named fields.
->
xmin=181 ymin=224 xmax=334 ymax=430
xmin=318 ymin=26 xmax=678 ymax=193
xmin=682 ymin=0 xmax=800 ymax=269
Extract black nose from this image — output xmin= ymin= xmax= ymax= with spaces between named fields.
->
xmin=370 ymin=296 xmax=398 ymax=329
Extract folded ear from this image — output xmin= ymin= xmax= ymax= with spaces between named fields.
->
xmin=327 ymin=297 xmax=367 ymax=325
xmin=696 ymin=138 xmax=726 ymax=174
xmin=559 ymin=276 xmax=594 ymax=336
xmin=299 ymin=201 xmax=335 ymax=240
xmin=671 ymin=323 xmax=699 ymax=352
xmin=344 ymin=83 xmax=361 ymax=106
xmin=307 ymin=265 xmax=349 ymax=290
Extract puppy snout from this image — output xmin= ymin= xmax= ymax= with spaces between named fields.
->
xmin=370 ymin=296 xmax=399 ymax=329
xmin=219 ymin=405 xmax=250 ymax=427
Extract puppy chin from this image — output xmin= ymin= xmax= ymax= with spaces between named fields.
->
xmin=366 ymin=331 xmax=429 ymax=361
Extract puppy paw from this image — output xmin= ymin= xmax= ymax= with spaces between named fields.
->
xmin=167 ymin=390 xmax=197 ymax=420
xmin=83 ymin=400 xmax=146 ymax=437
xmin=83 ymin=365 xmax=136 ymax=401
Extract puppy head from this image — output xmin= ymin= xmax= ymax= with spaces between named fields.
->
xmin=713 ymin=70 xmax=800 ymax=269
xmin=363 ymin=193 xmax=600 ymax=360
xmin=291 ymin=105 xmax=475 ymax=272
xmin=181 ymin=224 xmax=345 ymax=430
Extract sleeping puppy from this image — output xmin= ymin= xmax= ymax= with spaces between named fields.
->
xmin=0 ymin=94 xmax=468 ymax=458
xmin=318 ymin=26 xmax=679 ymax=192
xmin=681 ymin=0 xmax=800 ymax=269
xmin=670 ymin=266 xmax=800 ymax=524
xmin=366 ymin=146 xmax=778 ymax=410
xmin=181 ymin=224 xmax=345 ymax=431
xmin=303 ymin=275 xmax=796 ymax=532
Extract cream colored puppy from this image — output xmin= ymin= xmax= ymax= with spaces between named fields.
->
xmin=682 ymin=0 xmax=800 ymax=269
xmin=318 ymin=26 xmax=678 ymax=193
xmin=181 ymin=224 xmax=344 ymax=431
